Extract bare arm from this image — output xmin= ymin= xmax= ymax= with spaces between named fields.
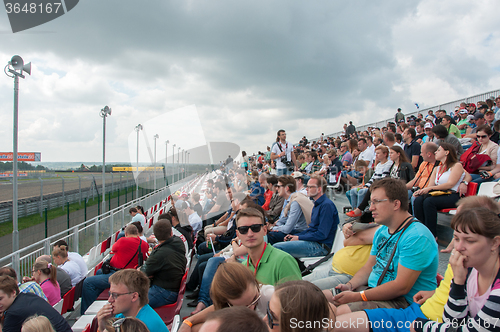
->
xmin=424 ymin=163 xmax=464 ymax=192
xmin=343 ymin=225 xmax=380 ymax=247
xmin=411 ymin=155 xmax=419 ymax=170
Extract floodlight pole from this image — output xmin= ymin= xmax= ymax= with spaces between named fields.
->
xmin=177 ymin=147 xmax=181 ymax=182
xmin=12 ymin=73 xmax=19 ymax=253
xmin=135 ymin=124 xmax=143 ymax=199
xmin=153 ymin=134 xmax=159 ymax=191
xmin=100 ymin=106 xmax=111 ymax=214
xmin=172 ymin=144 xmax=176 ymax=183
xmin=165 ymin=140 xmax=169 ymax=187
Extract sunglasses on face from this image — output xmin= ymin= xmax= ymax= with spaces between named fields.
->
xmin=477 ymin=135 xmax=488 ymax=139
xmin=237 ymin=224 xmax=264 ymax=234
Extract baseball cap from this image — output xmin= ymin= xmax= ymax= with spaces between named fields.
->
xmin=485 ymin=109 xmax=495 ymax=114
xmin=424 ymin=122 xmax=433 ymax=129
xmin=179 ymin=192 xmax=189 ymax=198
xmin=459 ymin=109 xmax=468 ymax=114
xmin=291 ymin=171 xmax=303 ymax=179
xmin=469 ymin=103 xmax=476 ymax=108
xmin=474 ymin=112 xmax=484 ymax=120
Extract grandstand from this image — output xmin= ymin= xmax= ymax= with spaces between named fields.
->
xmin=4 ymin=90 xmax=500 ymax=332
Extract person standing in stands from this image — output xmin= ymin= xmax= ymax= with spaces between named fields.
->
xmin=96 ymin=270 xmax=168 ymax=332
xmin=395 ymin=108 xmax=405 ymax=123
xmin=403 ymin=128 xmax=422 ymax=172
xmin=271 ymin=129 xmax=297 ymax=176
xmin=274 ymin=175 xmax=339 ymax=258
xmin=0 ymin=276 xmax=72 ymax=332
xmin=346 ymin=121 xmax=357 ymax=138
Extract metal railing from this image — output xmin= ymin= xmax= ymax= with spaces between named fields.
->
xmin=1 ymin=174 xmax=201 ymax=281
xmin=324 ymin=89 xmax=500 ymax=139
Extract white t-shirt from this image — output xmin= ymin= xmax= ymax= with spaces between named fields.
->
xmin=271 ymin=141 xmax=294 ymax=169
xmin=188 ymin=212 xmax=202 ymax=233
xmin=60 ymin=260 xmax=84 ymax=286
xmin=68 ymin=252 xmax=88 ymax=277
xmin=358 ymin=148 xmax=374 ymax=168
xmin=132 ymin=213 xmax=147 ymax=228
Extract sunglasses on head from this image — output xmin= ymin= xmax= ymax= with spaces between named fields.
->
xmin=237 ymin=224 xmax=264 ymax=234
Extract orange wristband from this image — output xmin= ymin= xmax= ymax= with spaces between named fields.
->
xmin=183 ymin=319 xmax=193 ymax=327
xmin=360 ymin=290 xmax=368 ymax=301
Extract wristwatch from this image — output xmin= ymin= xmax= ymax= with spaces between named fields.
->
xmin=461 ymin=180 xmax=469 ymax=186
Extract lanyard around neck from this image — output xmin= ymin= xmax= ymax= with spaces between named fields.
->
xmin=247 ymin=243 xmax=267 ymax=277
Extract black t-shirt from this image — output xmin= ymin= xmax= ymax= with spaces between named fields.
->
xmin=404 ymin=140 xmax=422 ymax=171
xmin=193 ymin=203 xmax=203 ymax=217
xmin=3 ymin=293 xmax=72 ymax=332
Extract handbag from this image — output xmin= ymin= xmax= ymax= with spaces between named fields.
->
xmin=460 ymin=141 xmax=492 ymax=173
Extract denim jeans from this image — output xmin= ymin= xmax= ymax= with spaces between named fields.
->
xmin=277 ymin=168 xmax=288 ymax=176
xmin=267 ymin=230 xmax=300 ymax=245
xmin=186 ymin=253 xmax=214 ymax=291
xmin=471 ymin=173 xmax=498 ymax=184
xmin=273 ymin=240 xmax=329 ymax=258
xmin=347 ymin=188 xmax=368 ymax=208
xmin=81 ymin=269 xmax=116 ymax=314
xmin=197 ymin=257 xmax=226 ymax=307
xmin=148 ymin=285 xmax=178 ymax=308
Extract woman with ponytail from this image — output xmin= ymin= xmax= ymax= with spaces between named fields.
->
xmin=33 ymin=261 xmax=61 ymax=305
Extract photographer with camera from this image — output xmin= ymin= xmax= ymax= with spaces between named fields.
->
xmin=271 ymin=129 xmax=297 ymax=176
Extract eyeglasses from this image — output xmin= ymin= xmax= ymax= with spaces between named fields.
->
xmin=266 ymin=301 xmax=280 ymax=329
xmin=477 ymin=135 xmax=488 ymax=139
xmin=237 ymin=224 xmax=264 ymax=234
xmin=275 ymin=184 xmax=283 ymax=188
xmin=368 ymin=199 xmax=388 ymax=206
xmin=108 ymin=291 xmax=135 ymax=300
xmin=112 ymin=318 xmax=127 ymax=332
xmin=228 ymin=289 xmax=261 ymax=308
xmin=306 ymin=185 xmax=318 ymax=189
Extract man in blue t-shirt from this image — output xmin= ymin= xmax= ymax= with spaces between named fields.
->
xmin=327 ymin=178 xmax=438 ymax=316
xmin=97 ymin=269 xmax=169 ymax=332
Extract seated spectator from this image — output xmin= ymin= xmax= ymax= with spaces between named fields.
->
xmin=248 ymin=171 xmax=265 ymax=205
xmin=21 ymin=315 xmax=57 ymax=332
xmin=35 ymin=255 xmax=72 ymax=297
xmin=456 ymin=109 xmax=470 ymax=134
xmin=0 ymin=267 xmax=47 ymax=302
xmin=347 ymin=145 xmax=414 ymax=218
xmin=140 ymin=219 xmax=186 ymax=308
xmin=232 ymin=169 xmax=248 ymax=192
xmin=81 ymin=224 xmax=149 ymax=314
xmin=204 ymin=181 xmax=231 ymax=226
xmin=413 ymin=143 xmax=466 ymax=238
xmin=346 ymin=145 xmax=392 ymax=214
xmin=52 ymin=245 xmax=84 ymax=287
xmin=262 ymin=175 xmax=275 ymax=210
xmin=32 ymin=261 xmax=61 ymax=306
xmin=441 ymin=115 xmax=461 ymax=138
xmin=431 ymin=124 xmax=464 ymax=158
xmin=421 ymin=123 xmax=435 ymax=143
xmin=200 ymin=306 xmax=268 ymax=332
xmin=264 ymin=175 xmax=285 ymax=223
xmin=339 ymin=142 xmax=353 ymax=168
xmin=335 ymin=196 xmax=499 ymax=332
xmin=267 ymin=175 xmax=311 ymax=245
xmin=0 ymin=276 xmax=72 ymax=332
xmin=191 ymin=192 xmax=203 ymax=216
xmin=180 ymin=262 xmax=276 ymax=331
xmin=325 ymin=150 xmax=343 ymax=185
xmin=328 ymin=178 xmax=438 ymax=316
xmin=304 ymin=219 xmax=380 ymax=290
xmin=96 ymin=269 xmax=168 ymax=332
xmin=274 ymin=176 xmax=339 ymax=258
xmin=412 ymin=208 xmax=500 ymax=332
xmin=357 ymin=138 xmax=374 ymax=168
xmin=403 ymin=128 xmax=422 ymax=172
xmin=291 ymin=171 xmax=308 ymax=195
xmin=103 ymin=317 xmax=149 ymax=332
xmin=131 ymin=221 xmax=148 ymax=244
xmin=181 ymin=201 xmax=202 ymax=234
xmin=267 ymin=280 xmax=335 ymax=332
xmin=473 ymin=137 xmax=500 ymax=184
xmin=463 ymin=124 xmax=498 ymax=180
xmin=130 ymin=207 xmax=146 ymax=227
xmin=53 ymin=240 xmax=88 ymax=279
xmin=157 ymin=209 xmax=193 ymax=250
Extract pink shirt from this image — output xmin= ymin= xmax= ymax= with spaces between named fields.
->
xmin=40 ymin=279 xmax=61 ymax=306
xmin=467 ymin=269 xmax=492 ymax=317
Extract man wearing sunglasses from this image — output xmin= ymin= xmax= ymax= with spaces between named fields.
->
xmin=97 ymin=269 xmax=168 ymax=332
xmin=236 ymin=208 xmax=301 ymax=285
xmin=273 ymin=175 xmax=339 ymax=258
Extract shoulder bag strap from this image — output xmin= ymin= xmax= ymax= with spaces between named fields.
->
xmin=376 ymin=217 xmax=415 ymax=286
xmin=121 ymin=239 xmax=142 ymax=269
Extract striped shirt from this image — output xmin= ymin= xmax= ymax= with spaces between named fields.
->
xmin=414 ymin=268 xmax=500 ymax=332
xmin=365 ymin=160 xmax=393 ymax=188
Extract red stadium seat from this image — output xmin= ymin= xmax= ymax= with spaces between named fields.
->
xmin=438 ymin=182 xmax=478 ymax=214
xmin=154 ymin=270 xmax=188 ymax=326
xmin=61 ymin=287 xmax=75 ymax=315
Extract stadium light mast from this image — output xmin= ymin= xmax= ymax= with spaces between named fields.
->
xmin=135 ymin=124 xmax=143 ymax=199
xmin=5 ymin=55 xmax=31 ymax=258
xmin=172 ymin=144 xmax=176 ymax=183
xmin=177 ymin=147 xmax=181 ymax=182
xmin=153 ymin=134 xmax=159 ymax=191
xmin=100 ymin=106 xmax=111 ymax=214
xmin=165 ymin=140 xmax=169 ymax=187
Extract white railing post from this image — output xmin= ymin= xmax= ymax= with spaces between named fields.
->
xmin=73 ymin=226 xmax=79 ymax=254
xmin=94 ymin=217 xmax=99 ymax=247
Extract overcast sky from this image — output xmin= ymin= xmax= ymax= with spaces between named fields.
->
xmin=1 ymin=0 xmax=499 ymax=164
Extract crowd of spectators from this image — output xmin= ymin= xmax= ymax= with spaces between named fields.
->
xmin=4 ymin=97 xmax=500 ymax=332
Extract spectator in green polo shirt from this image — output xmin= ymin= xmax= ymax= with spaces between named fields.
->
xmin=441 ymin=115 xmax=462 ymax=138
